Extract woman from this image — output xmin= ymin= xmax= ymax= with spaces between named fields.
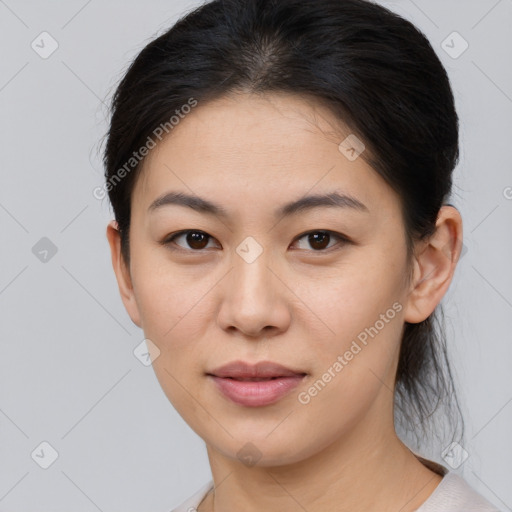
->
xmin=102 ymin=0 xmax=501 ymax=510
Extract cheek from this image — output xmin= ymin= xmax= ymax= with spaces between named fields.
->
xmin=130 ymin=252 xmax=217 ymax=377
xmin=130 ymin=243 xmax=199 ymax=335
xmin=130 ymin=259 xmax=211 ymax=418
xmin=295 ymin=280 xmax=404 ymax=436
xmin=299 ymin=255 xmax=406 ymax=389
xmin=303 ymin=262 xmax=404 ymax=341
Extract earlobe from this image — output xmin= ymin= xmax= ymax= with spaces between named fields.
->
xmin=403 ymin=206 xmax=463 ymax=324
xmin=106 ymin=220 xmax=142 ymax=328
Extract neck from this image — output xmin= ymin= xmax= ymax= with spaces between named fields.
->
xmin=199 ymin=420 xmax=442 ymax=512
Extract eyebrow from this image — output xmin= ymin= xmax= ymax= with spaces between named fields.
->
xmin=148 ymin=190 xmax=369 ymax=218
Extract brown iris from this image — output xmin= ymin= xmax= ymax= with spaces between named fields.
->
xmin=186 ymin=231 xmax=210 ymax=250
xmin=307 ymin=231 xmax=331 ymax=250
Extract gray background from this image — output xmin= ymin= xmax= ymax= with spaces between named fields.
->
xmin=0 ymin=0 xmax=511 ymax=510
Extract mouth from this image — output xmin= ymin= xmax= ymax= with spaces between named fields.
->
xmin=206 ymin=360 xmax=307 ymax=407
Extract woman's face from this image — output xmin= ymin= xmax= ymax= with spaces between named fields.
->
xmin=116 ymin=92 xmax=417 ymax=466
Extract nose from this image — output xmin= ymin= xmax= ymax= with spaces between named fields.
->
xmin=216 ymin=249 xmax=291 ymax=339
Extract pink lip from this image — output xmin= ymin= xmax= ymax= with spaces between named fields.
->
xmin=209 ymin=375 xmax=305 ymax=407
xmin=207 ymin=360 xmax=307 ymax=407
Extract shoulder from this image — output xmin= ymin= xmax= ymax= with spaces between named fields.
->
xmin=416 ymin=472 xmax=503 ymax=512
xmin=170 ymin=479 xmax=214 ymax=512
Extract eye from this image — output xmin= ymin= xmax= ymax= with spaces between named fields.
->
xmin=163 ymin=230 xmax=219 ymax=251
xmin=291 ymin=230 xmax=349 ymax=252
xmin=162 ymin=229 xmax=350 ymax=253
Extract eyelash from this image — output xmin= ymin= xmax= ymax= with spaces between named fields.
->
xmin=161 ymin=229 xmax=351 ymax=254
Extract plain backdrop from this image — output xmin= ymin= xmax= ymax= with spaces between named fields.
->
xmin=0 ymin=0 xmax=511 ymax=510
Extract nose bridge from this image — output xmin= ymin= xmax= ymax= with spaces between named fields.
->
xmin=232 ymin=241 xmax=276 ymax=305
xmin=217 ymin=239 xmax=290 ymax=336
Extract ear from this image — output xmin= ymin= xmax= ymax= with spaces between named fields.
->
xmin=404 ymin=205 xmax=463 ymax=323
xmin=106 ymin=220 xmax=142 ymax=328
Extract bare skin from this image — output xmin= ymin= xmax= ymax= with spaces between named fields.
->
xmin=106 ymin=92 xmax=463 ymax=512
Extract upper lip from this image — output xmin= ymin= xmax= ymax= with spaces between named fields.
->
xmin=207 ymin=360 xmax=307 ymax=379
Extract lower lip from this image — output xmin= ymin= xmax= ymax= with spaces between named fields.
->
xmin=209 ymin=375 xmax=305 ymax=407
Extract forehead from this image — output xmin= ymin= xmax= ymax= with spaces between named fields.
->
xmin=132 ymin=92 xmax=396 ymax=218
